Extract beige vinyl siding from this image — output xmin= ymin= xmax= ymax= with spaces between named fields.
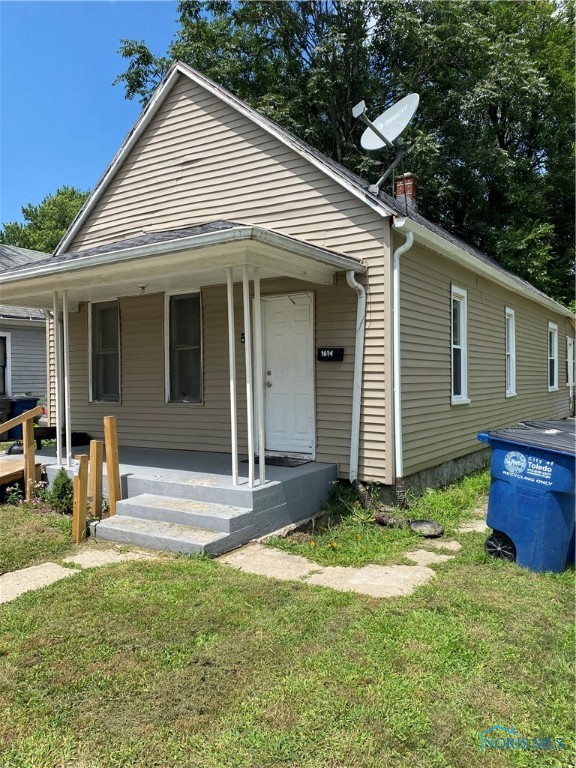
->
xmin=68 ymin=272 xmax=382 ymax=480
xmin=400 ymin=240 xmax=573 ymax=476
xmin=65 ymin=73 xmax=392 ymax=482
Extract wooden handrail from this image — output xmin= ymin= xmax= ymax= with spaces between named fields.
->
xmin=0 ymin=406 xmax=43 ymax=437
xmin=0 ymin=405 xmax=43 ymax=501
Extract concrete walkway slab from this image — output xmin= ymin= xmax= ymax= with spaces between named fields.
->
xmin=63 ymin=550 xmax=156 ymax=569
xmin=219 ymin=544 xmax=437 ymax=598
xmin=0 ymin=563 xmax=77 ymax=605
xmin=220 ymin=543 xmax=316 ymax=580
xmin=305 ymin=564 xmax=435 ymax=598
xmin=457 ymin=519 xmax=488 ymax=533
xmin=405 ymin=549 xmax=454 ymax=567
xmin=425 ymin=540 xmax=462 ymax=552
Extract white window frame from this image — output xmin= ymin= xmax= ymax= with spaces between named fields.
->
xmin=0 ymin=332 xmax=12 ymax=397
xmin=505 ymin=307 xmax=516 ymax=397
xmin=164 ymin=290 xmax=203 ymax=405
xmin=451 ymin=285 xmax=469 ymax=404
xmin=566 ymin=337 xmax=574 ymax=388
xmin=88 ymin=300 xmax=121 ymax=403
xmin=548 ymin=322 xmax=558 ymax=391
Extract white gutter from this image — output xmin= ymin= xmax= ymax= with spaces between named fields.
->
xmin=393 ymin=216 xmax=573 ymax=319
xmin=391 ymin=222 xmax=414 ymax=486
xmin=1 ymin=226 xmax=366 ymax=287
xmin=346 ymin=271 xmax=366 ymax=483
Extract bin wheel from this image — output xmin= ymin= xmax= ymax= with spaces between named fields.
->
xmin=485 ymin=531 xmax=516 ymax=562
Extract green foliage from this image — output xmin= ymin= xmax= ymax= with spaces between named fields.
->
xmin=0 ymin=186 xmax=89 ymax=253
xmin=115 ymin=0 xmax=574 ymax=304
xmin=46 ymin=468 xmax=74 ymax=516
xmin=4 ymin=484 xmax=23 ymax=506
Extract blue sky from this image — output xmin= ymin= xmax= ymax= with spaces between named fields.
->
xmin=0 ymin=1 xmax=181 ymax=225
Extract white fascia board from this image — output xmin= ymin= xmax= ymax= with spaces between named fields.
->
xmin=56 ymin=61 xmax=392 ymax=254
xmin=1 ymin=226 xmax=364 ymax=287
xmin=252 ymin=227 xmax=365 ymax=273
xmin=393 ymin=217 xmax=573 ymax=319
xmin=5 ymin=227 xmax=255 ymax=283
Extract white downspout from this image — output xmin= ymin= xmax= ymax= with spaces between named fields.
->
xmin=62 ymin=290 xmax=72 ymax=467
xmin=346 ymin=271 xmax=366 ymax=483
xmin=52 ymin=291 xmax=62 ymax=467
xmin=391 ymin=218 xmax=414 ymax=491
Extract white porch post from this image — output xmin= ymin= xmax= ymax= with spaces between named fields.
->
xmin=226 ymin=267 xmax=239 ymax=486
xmin=52 ymin=291 xmax=62 ymax=466
xmin=62 ymin=290 xmax=72 ymax=467
xmin=253 ymin=269 xmax=266 ymax=486
xmin=242 ymin=266 xmax=255 ymax=488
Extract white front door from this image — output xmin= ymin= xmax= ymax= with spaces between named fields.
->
xmin=261 ymin=293 xmax=315 ymax=454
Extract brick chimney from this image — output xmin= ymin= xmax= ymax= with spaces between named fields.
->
xmin=395 ymin=173 xmax=418 ymax=213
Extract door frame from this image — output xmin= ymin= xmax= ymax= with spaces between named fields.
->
xmin=254 ymin=290 xmax=316 ymax=458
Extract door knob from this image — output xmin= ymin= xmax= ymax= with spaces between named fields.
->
xmin=266 ymin=381 xmax=272 ymax=388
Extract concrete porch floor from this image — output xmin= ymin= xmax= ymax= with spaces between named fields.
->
xmin=38 ymin=445 xmax=335 ymax=493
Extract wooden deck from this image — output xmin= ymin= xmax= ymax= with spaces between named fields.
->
xmin=0 ymin=456 xmax=42 ymax=486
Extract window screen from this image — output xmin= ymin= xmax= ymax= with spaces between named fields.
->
xmin=169 ymin=293 xmax=202 ymax=402
xmin=91 ymin=301 xmax=120 ymax=402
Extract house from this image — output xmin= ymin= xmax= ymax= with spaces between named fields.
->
xmin=0 ymin=62 xmax=572 ymax=552
xmin=0 ymin=245 xmax=49 ymax=423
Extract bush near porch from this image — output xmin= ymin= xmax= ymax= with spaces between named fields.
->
xmin=0 ymin=472 xmax=574 ymax=768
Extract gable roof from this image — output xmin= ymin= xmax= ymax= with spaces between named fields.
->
xmin=54 ymin=61 xmax=572 ymax=318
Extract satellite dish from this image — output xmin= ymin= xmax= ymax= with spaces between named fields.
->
xmin=352 ymin=92 xmax=420 ymax=196
xmin=360 ymin=93 xmax=419 ymax=150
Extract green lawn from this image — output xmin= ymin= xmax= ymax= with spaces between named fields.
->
xmin=0 ymin=504 xmax=73 ymax=574
xmin=0 ymin=475 xmax=574 ymax=768
xmin=268 ymin=471 xmax=490 ymax=566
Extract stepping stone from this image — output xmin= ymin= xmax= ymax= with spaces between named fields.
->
xmin=0 ymin=563 xmax=78 ymax=605
xmin=63 ymin=549 xmax=156 ymax=569
xmin=304 ymin=564 xmax=435 ymax=598
xmin=425 ymin=540 xmax=462 ymax=551
xmin=457 ymin=519 xmax=488 ymax=533
xmin=405 ymin=549 xmax=454 ymax=566
xmin=219 ymin=542 xmax=317 ymax=581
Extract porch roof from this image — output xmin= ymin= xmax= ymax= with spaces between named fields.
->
xmin=0 ymin=221 xmax=366 ymax=309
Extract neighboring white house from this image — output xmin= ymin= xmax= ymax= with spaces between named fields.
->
xmin=0 ymin=245 xmax=49 ymax=409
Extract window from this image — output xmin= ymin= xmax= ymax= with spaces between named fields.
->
xmin=505 ymin=308 xmax=516 ymax=397
xmin=548 ymin=322 xmax=558 ymax=391
xmin=90 ymin=301 xmax=120 ymax=402
xmin=566 ymin=336 xmax=574 ymax=388
xmin=451 ymin=286 xmax=469 ymax=403
xmin=167 ymin=293 xmax=202 ymax=403
xmin=0 ymin=333 xmax=10 ymax=396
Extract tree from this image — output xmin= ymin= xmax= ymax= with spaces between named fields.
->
xmin=0 ymin=186 xmax=89 ymax=254
xmin=115 ymin=1 xmax=573 ymax=303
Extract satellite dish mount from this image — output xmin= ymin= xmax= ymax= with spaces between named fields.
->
xmin=352 ymin=93 xmax=419 ymax=196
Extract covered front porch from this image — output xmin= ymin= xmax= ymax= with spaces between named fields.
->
xmin=1 ymin=221 xmax=365 ymax=552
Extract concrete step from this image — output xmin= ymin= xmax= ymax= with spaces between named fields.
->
xmin=91 ymin=515 xmax=230 ymax=555
xmin=116 ymin=494 xmax=251 ymax=533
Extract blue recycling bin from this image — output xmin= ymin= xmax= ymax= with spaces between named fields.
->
xmin=478 ymin=420 xmax=575 ymax=573
xmin=9 ymin=397 xmax=39 ymax=440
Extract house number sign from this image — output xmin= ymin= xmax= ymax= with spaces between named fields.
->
xmin=317 ymin=347 xmax=344 ymax=361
